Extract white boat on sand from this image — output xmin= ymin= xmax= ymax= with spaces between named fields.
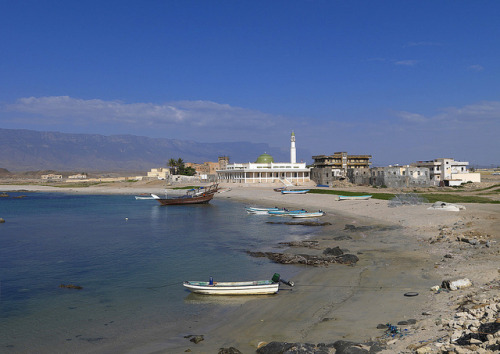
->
xmin=337 ymin=195 xmax=372 ymax=201
xmin=281 ymin=189 xmax=310 ymax=194
xmin=183 ymin=274 xmax=293 ymax=295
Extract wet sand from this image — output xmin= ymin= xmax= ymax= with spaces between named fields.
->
xmin=1 ymin=182 xmax=499 ymax=353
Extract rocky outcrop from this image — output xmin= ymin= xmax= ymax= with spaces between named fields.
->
xmin=247 ymin=250 xmax=359 ymax=266
xmin=256 ymin=340 xmax=383 ymax=353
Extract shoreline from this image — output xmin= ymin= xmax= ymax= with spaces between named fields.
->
xmin=1 ymin=183 xmax=499 ymax=353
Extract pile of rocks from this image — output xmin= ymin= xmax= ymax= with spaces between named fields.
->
xmin=406 ymin=292 xmax=500 ymax=353
xmin=430 ymin=224 xmax=493 ymax=247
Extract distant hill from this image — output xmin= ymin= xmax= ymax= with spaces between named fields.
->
xmin=0 ymin=128 xmax=299 ymax=172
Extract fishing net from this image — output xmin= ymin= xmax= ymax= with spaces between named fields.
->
xmin=388 ymin=193 xmax=428 ymax=207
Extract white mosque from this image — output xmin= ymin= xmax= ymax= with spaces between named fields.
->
xmin=216 ymin=132 xmax=311 ymax=185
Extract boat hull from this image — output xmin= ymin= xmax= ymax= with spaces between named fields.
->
xmin=156 ymin=193 xmax=214 ymax=205
xmin=291 ymin=212 xmax=325 ymax=218
xmin=183 ymin=280 xmax=279 ymax=295
xmin=281 ymin=190 xmax=310 ymax=194
xmin=245 ymin=207 xmax=279 ymax=214
xmin=338 ymin=195 xmax=372 ymax=200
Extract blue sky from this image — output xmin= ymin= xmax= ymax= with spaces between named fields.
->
xmin=1 ymin=1 xmax=499 ymax=166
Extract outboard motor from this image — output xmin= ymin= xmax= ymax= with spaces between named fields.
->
xmin=272 ymin=273 xmax=294 ymax=287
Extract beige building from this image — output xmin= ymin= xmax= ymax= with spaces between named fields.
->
xmin=41 ymin=174 xmax=62 ymax=180
xmin=411 ymin=158 xmax=481 ymax=186
xmin=68 ymin=174 xmax=87 ymax=179
xmin=311 ymin=152 xmax=372 ymax=185
xmin=147 ymin=168 xmax=170 ymax=180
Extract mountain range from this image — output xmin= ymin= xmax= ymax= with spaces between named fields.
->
xmin=0 ymin=128 xmax=306 ymax=172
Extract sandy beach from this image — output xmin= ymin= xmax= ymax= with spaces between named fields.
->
xmin=1 ymin=181 xmax=499 ymax=353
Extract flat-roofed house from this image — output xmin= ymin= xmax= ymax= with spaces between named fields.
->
xmin=311 ymin=152 xmax=372 ymax=185
xmin=411 ymin=158 xmax=481 ymax=186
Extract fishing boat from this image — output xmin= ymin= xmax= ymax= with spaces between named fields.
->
xmin=337 ymin=195 xmax=372 ymax=200
xmin=183 ymin=273 xmax=294 ymax=295
xmin=291 ymin=211 xmax=325 ymax=218
xmin=268 ymin=209 xmax=307 ymax=216
xmin=274 ymin=186 xmax=287 ymax=192
xmin=156 ymin=184 xmax=219 ymax=206
xmin=281 ymin=189 xmax=310 ymax=194
xmin=245 ymin=206 xmax=280 ymax=214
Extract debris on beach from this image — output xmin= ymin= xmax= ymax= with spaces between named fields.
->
xmin=441 ymin=278 xmax=473 ymax=291
xmin=184 ymin=334 xmax=204 ymax=344
xmin=427 ymin=201 xmax=466 ymax=211
xmin=344 ymin=224 xmax=400 ymax=232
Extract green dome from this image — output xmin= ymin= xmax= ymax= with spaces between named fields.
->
xmin=255 ymin=153 xmax=274 ymax=163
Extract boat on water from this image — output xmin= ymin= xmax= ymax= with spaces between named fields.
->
xmin=268 ymin=209 xmax=307 ymax=216
xmin=337 ymin=195 xmax=372 ymax=201
xmin=156 ymin=184 xmax=219 ymax=206
xmin=245 ymin=206 xmax=280 ymax=214
xmin=281 ymin=189 xmax=310 ymax=194
xmin=291 ymin=211 xmax=325 ymax=218
xmin=183 ymin=273 xmax=294 ymax=295
xmin=135 ymin=194 xmax=160 ymax=200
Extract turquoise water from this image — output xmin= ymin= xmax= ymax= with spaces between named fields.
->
xmin=0 ymin=193 xmax=313 ymax=353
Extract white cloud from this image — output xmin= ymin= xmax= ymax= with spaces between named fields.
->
xmin=394 ymin=60 xmax=419 ymax=66
xmin=3 ymin=96 xmax=499 ymax=165
xmin=468 ymin=64 xmax=484 ymax=72
xmin=394 ymin=101 xmax=500 ymax=128
xmin=404 ymin=41 xmax=442 ymax=47
xmin=395 ymin=111 xmax=429 ymax=123
xmin=4 ymin=96 xmax=288 ymax=142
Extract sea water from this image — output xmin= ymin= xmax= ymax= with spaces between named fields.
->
xmin=0 ymin=192 xmax=314 ymax=353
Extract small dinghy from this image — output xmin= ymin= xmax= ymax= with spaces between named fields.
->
xmin=337 ymin=195 xmax=372 ymax=200
xmin=291 ymin=211 xmax=325 ymax=218
xmin=245 ymin=206 xmax=280 ymax=214
xmin=183 ymin=273 xmax=294 ymax=295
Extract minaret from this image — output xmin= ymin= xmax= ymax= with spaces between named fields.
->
xmin=290 ymin=131 xmax=296 ymax=164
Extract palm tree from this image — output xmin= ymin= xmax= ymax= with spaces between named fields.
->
xmin=167 ymin=158 xmax=177 ymax=174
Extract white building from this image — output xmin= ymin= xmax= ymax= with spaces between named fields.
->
xmin=217 ymin=132 xmax=310 ymax=185
xmin=411 ymin=158 xmax=481 ymax=186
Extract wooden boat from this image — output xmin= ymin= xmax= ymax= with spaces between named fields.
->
xmin=281 ymin=189 xmax=310 ymax=194
xmin=337 ymin=195 xmax=372 ymax=200
xmin=274 ymin=187 xmax=287 ymax=192
xmin=156 ymin=184 xmax=218 ymax=206
xmin=183 ymin=273 xmax=293 ymax=295
xmin=291 ymin=211 xmax=325 ymax=218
